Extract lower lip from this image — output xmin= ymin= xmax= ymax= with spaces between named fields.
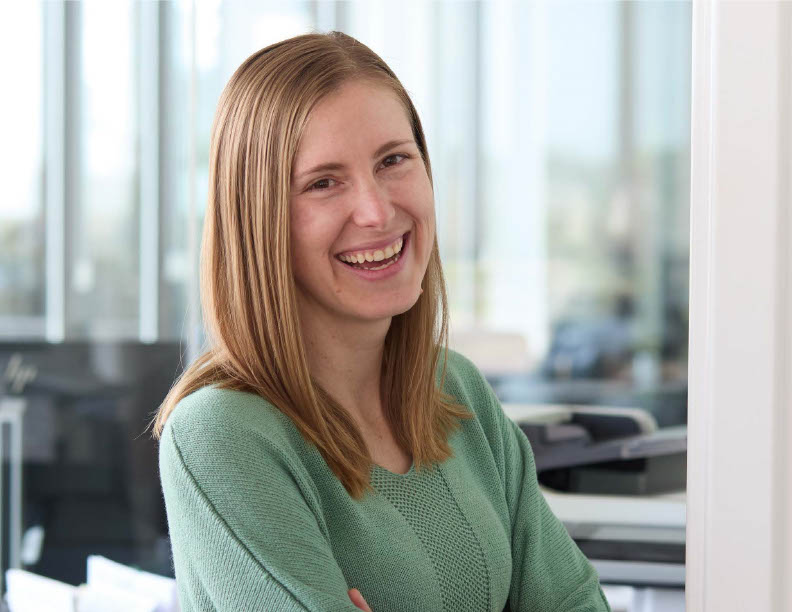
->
xmin=337 ymin=232 xmax=411 ymax=281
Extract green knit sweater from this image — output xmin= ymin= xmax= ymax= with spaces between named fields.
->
xmin=159 ymin=349 xmax=611 ymax=611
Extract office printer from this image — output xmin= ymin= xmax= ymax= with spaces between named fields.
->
xmin=503 ymin=403 xmax=687 ymax=588
xmin=505 ymin=403 xmax=686 ymax=495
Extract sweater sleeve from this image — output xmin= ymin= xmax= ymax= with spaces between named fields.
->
xmin=158 ymin=404 xmax=362 ymax=612
xmin=496 ymin=406 xmax=612 ymax=612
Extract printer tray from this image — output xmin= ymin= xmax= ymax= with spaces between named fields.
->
xmin=518 ymin=421 xmax=687 ymax=496
xmin=518 ymin=423 xmax=687 ymax=472
xmin=538 ymin=452 xmax=686 ymax=495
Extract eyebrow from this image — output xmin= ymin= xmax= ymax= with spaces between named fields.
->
xmin=293 ymin=138 xmax=416 ymax=181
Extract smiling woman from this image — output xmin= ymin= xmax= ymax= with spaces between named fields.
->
xmin=151 ymin=31 xmax=611 ymax=612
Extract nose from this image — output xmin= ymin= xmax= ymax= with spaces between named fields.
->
xmin=349 ymin=174 xmax=396 ymax=228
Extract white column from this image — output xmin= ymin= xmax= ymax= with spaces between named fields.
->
xmin=44 ymin=1 xmax=66 ymax=342
xmin=687 ymin=2 xmax=792 ymax=610
xmin=139 ymin=1 xmax=161 ymax=343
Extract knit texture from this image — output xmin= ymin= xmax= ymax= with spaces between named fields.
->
xmin=159 ymin=349 xmax=611 ymax=611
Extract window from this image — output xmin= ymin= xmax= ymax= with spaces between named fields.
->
xmin=0 ymin=1 xmax=45 ymax=337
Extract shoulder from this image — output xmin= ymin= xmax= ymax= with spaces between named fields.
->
xmin=439 ymin=348 xmax=497 ymax=407
xmin=439 ymin=348 xmax=503 ymax=431
xmin=160 ymin=385 xmax=301 ymax=474
xmin=164 ymin=385 xmax=278 ymax=439
xmin=440 ymin=347 xmax=484 ymax=380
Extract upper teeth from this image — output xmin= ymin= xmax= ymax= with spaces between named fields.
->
xmin=338 ymin=236 xmax=404 ymax=263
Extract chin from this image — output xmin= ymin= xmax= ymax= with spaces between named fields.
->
xmin=352 ymin=294 xmax=420 ymax=321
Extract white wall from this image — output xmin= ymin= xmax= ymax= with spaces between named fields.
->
xmin=687 ymin=1 xmax=792 ymax=610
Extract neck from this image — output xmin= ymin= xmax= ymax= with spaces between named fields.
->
xmin=297 ymin=300 xmax=391 ymax=429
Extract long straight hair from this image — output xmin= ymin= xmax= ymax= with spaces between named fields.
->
xmin=149 ymin=31 xmax=472 ymax=499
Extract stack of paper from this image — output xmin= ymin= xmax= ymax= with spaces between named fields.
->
xmin=84 ymin=555 xmax=179 ymax=612
xmin=4 ymin=556 xmax=179 ymax=612
xmin=5 ymin=569 xmax=75 ymax=612
xmin=75 ymin=582 xmax=161 ymax=612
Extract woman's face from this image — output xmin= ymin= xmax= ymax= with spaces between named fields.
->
xmin=289 ymin=79 xmax=435 ymax=327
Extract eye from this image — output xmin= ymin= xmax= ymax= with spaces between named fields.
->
xmin=307 ymin=177 xmax=336 ymax=192
xmin=381 ymin=153 xmax=408 ymax=168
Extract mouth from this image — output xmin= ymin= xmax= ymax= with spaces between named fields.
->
xmin=336 ymin=231 xmax=410 ymax=272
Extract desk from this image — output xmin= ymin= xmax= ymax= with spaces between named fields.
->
xmin=544 ymin=488 xmax=686 ymax=586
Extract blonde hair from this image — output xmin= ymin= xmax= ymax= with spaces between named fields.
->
xmin=149 ymin=31 xmax=472 ymax=499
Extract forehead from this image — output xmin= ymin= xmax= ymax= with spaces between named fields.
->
xmin=293 ymin=80 xmax=413 ymax=167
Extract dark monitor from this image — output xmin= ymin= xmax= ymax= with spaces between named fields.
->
xmin=0 ymin=341 xmax=186 ymax=586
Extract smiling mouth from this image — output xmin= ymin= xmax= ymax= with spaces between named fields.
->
xmin=337 ymin=232 xmax=409 ymax=271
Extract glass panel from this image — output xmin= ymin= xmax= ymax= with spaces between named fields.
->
xmin=475 ymin=1 xmax=690 ymax=421
xmin=160 ymin=1 xmax=193 ymax=340
xmin=67 ymin=1 xmax=139 ymax=339
xmin=0 ymin=2 xmax=45 ymax=336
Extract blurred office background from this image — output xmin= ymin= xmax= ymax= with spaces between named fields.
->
xmin=0 ymin=0 xmax=689 ymax=608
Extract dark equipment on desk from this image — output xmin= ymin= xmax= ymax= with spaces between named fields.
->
xmin=0 ymin=341 xmax=184 ymax=587
xmin=514 ymin=405 xmax=687 ymax=496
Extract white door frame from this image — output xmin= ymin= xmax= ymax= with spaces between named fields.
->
xmin=687 ymin=1 xmax=792 ymax=610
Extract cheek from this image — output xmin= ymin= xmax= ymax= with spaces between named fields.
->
xmin=290 ymin=205 xmax=341 ymax=262
xmin=289 ymin=210 xmax=318 ymax=275
xmin=388 ymin=173 xmax=435 ymax=221
xmin=394 ymin=178 xmax=435 ymax=258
